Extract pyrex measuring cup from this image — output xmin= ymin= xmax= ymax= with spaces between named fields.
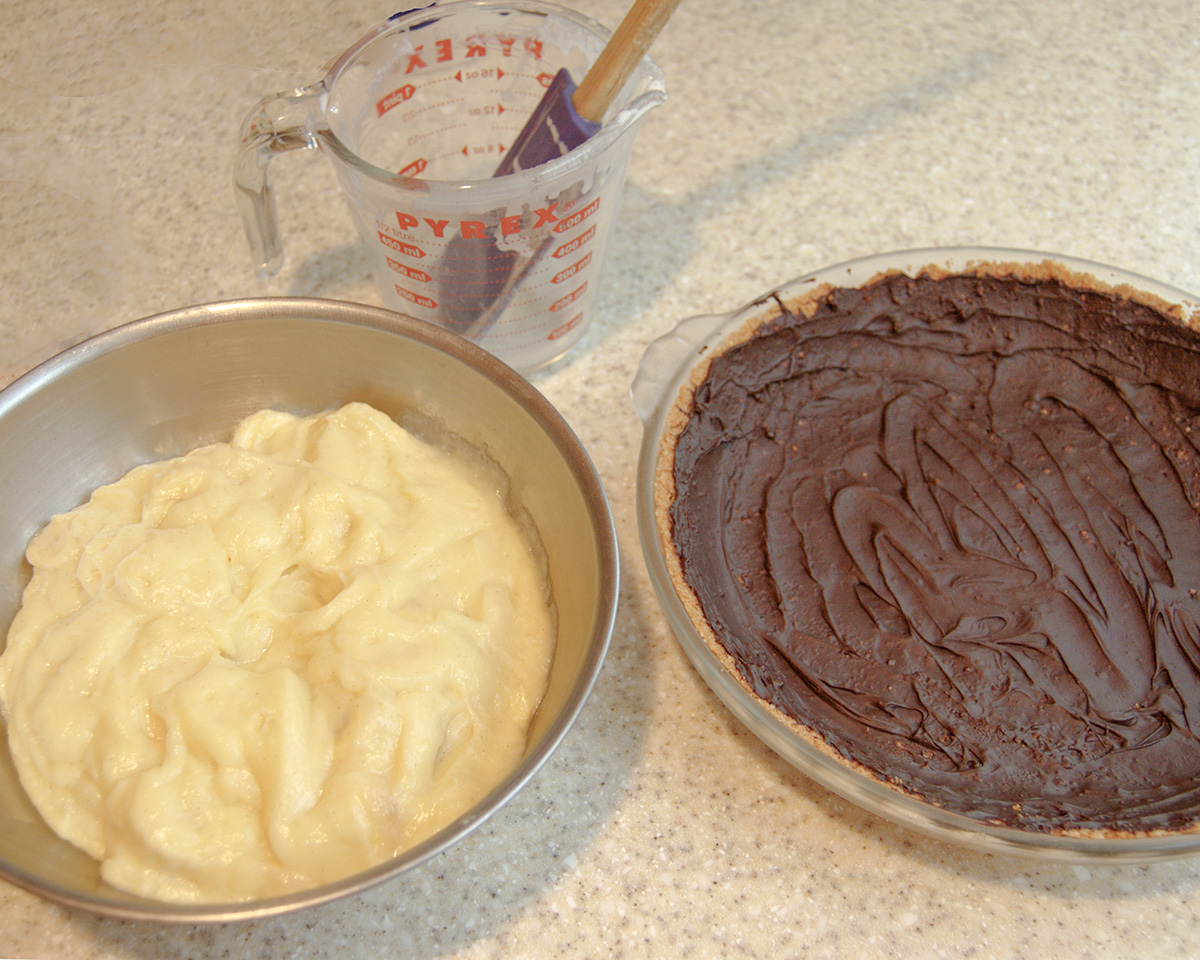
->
xmin=235 ymin=0 xmax=666 ymax=373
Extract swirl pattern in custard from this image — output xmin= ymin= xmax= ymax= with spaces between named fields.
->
xmin=0 ymin=402 xmax=555 ymax=901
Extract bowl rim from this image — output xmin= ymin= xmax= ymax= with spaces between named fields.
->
xmin=0 ymin=296 xmax=619 ymax=921
xmin=635 ymin=246 xmax=1200 ymax=865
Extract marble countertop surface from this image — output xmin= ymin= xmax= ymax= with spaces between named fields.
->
xmin=4 ymin=0 xmax=1200 ymax=956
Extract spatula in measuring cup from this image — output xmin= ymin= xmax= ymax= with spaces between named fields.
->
xmin=439 ymin=0 xmax=680 ymax=339
xmin=494 ymin=0 xmax=682 ymax=176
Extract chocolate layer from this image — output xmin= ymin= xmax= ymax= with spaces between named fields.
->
xmin=670 ymin=269 xmax=1200 ymax=833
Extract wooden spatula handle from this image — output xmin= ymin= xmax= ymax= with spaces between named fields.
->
xmin=572 ymin=0 xmax=682 ymax=124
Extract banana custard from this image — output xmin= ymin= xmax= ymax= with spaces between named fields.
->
xmin=0 ymin=402 xmax=555 ymax=902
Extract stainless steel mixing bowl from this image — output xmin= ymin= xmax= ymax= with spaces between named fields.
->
xmin=0 ymin=298 xmax=618 ymax=921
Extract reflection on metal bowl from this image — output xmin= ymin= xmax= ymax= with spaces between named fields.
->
xmin=0 ymin=297 xmax=618 ymax=921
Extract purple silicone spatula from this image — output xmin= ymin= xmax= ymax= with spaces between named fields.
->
xmin=495 ymin=0 xmax=682 ymax=176
xmin=437 ymin=0 xmax=680 ymax=339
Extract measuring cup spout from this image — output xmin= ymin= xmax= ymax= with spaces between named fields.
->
xmin=234 ymin=84 xmax=326 ymax=279
xmin=608 ymin=83 xmax=668 ymax=135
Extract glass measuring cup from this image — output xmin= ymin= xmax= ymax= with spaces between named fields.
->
xmin=235 ymin=0 xmax=666 ymax=373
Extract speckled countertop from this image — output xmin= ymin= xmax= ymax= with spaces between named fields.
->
xmin=3 ymin=0 xmax=1200 ymax=956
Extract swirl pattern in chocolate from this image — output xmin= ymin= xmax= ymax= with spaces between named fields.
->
xmin=669 ymin=269 xmax=1200 ymax=833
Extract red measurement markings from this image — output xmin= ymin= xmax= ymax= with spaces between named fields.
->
xmin=552 ymin=225 xmax=595 ymax=258
xmin=397 ymin=158 xmax=428 ymax=178
xmin=482 ymin=70 xmax=554 ymax=108
xmin=378 ymin=232 xmax=426 ymax=258
xmin=413 ymin=117 xmax=474 ymax=165
xmin=393 ymin=106 xmax=474 ymax=174
xmin=395 ymin=286 xmax=437 ymax=309
xmin=385 ymin=256 xmax=431 ymax=282
xmin=461 ymin=143 xmax=508 ymax=159
xmin=455 ymin=67 xmax=507 ymax=83
xmin=549 ymin=312 xmax=584 ymax=340
xmin=550 ymin=282 xmax=586 ymax=312
xmin=552 ymin=252 xmax=592 ymax=284
xmin=377 ymin=84 xmax=417 ymax=116
xmin=406 ymin=102 xmax=469 ymax=137
xmin=554 ymin=197 xmax=600 ymax=233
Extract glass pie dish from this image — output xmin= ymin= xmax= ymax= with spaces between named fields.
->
xmin=633 ymin=246 xmax=1200 ymax=864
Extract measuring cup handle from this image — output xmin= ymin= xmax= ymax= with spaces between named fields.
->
xmin=233 ymin=84 xmax=325 ymax=279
